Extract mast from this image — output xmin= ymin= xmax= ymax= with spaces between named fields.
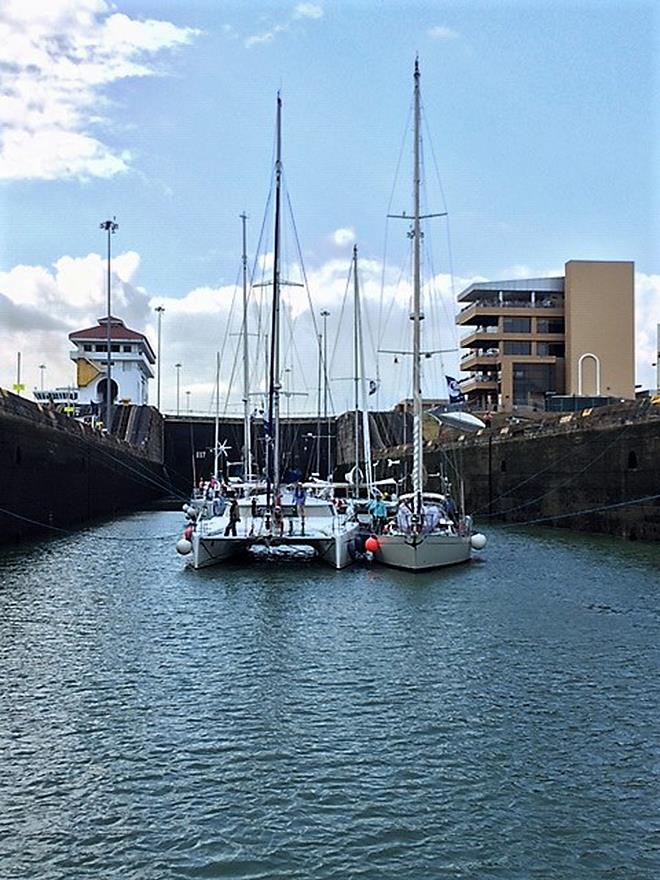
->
xmin=352 ymin=244 xmax=360 ymax=497
xmin=267 ymin=93 xmax=283 ymax=506
xmin=411 ymin=58 xmax=424 ymax=515
xmin=355 ymin=245 xmax=374 ymax=495
xmin=213 ymin=350 xmax=220 ymax=478
xmin=315 ymin=331 xmax=322 ymax=476
xmin=240 ymin=212 xmax=252 ymax=482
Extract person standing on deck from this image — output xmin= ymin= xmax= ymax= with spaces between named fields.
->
xmin=368 ymin=495 xmax=387 ymax=534
xmin=293 ymin=481 xmax=307 ymax=535
xmin=224 ymin=497 xmax=240 ymax=537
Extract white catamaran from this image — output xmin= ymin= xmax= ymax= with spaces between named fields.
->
xmin=177 ymin=93 xmax=360 ymax=569
xmin=370 ymin=60 xmax=487 ymax=571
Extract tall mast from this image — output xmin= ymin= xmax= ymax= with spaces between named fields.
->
xmin=355 ymin=245 xmax=374 ymax=495
xmin=352 ymin=244 xmax=360 ymax=497
xmin=213 ymin=350 xmax=220 ymax=478
xmin=315 ymin=331 xmax=322 ymax=476
xmin=240 ymin=212 xmax=252 ymax=482
xmin=267 ymin=93 xmax=283 ymax=505
xmin=411 ymin=58 xmax=424 ymax=512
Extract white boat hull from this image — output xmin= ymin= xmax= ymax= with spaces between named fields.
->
xmin=192 ymin=531 xmax=247 ymax=569
xmin=188 ymin=508 xmax=360 ymax=571
xmin=373 ymin=532 xmax=472 ymax=571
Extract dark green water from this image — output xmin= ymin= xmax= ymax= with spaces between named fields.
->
xmin=1 ymin=512 xmax=658 ymax=879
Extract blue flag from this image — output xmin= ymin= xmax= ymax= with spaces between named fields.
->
xmin=445 ymin=376 xmax=465 ymax=403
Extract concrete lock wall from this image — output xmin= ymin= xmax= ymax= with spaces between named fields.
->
xmin=420 ymin=405 xmax=660 ymax=542
xmin=0 ymin=392 xmax=167 ymax=544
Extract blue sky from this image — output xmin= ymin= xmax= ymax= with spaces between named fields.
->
xmin=1 ymin=0 xmax=658 ymax=411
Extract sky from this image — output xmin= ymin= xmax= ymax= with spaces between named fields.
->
xmin=0 ymin=0 xmax=658 ymax=414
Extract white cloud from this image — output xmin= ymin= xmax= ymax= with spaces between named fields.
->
xmin=245 ymin=3 xmax=323 ymax=49
xmin=0 ymin=0 xmax=199 ymax=181
xmin=0 ymin=249 xmax=150 ymax=395
xmin=635 ymin=272 xmax=660 ymax=391
xmin=245 ymin=30 xmax=276 ymax=49
xmin=332 ymin=227 xmax=356 ymax=247
xmin=2 ymin=252 xmax=657 ymax=414
xmin=293 ymin=3 xmax=324 ymax=19
xmin=428 ymin=25 xmax=459 ymax=41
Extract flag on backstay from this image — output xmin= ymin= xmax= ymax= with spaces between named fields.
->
xmin=445 ymin=376 xmax=465 ymax=404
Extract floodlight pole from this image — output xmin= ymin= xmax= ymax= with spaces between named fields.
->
xmin=175 ymin=363 xmax=182 ymax=416
xmin=100 ymin=217 xmax=118 ymax=433
xmin=155 ymin=305 xmax=165 ymax=410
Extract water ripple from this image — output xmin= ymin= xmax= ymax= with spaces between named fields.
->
xmin=0 ymin=515 xmax=658 ymax=879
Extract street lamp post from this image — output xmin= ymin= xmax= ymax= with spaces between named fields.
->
xmin=155 ymin=305 xmax=165 ymax=410
xmin=186 ymin=390 xmax=191 ymax=414
xmin=100 ymin=217 xmax=118 ymax=433
xmin=175 ymin=363 xmax=182 ymax=416
xmin=39 ymin=363 xmax=46 ymax=392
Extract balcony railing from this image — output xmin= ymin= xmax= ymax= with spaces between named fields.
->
xmin=461 ymin=349 xmax=500 ymax=361
xmin=458 ymin=297 xmax=564 ymax=315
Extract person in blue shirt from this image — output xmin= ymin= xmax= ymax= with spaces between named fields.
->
xmin=368 ymin=494 xmax=387 ymax=534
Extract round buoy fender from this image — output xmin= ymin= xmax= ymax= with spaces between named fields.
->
xmin=364 ymin=535 xmax=379 ymax=553
xmin=176 ymin=538 xmax=192 ymax=555
xmin=471 ymin=532 xmax=487 ymax=550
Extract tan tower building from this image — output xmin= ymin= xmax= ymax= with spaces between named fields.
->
xmin=456 ymin=260 xmax=634 ymax=412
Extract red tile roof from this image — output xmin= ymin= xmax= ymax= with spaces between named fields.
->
xmin=69 ymin=317 xmax=155 ymax=361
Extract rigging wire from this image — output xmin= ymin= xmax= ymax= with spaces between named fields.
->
xmin=497 ymin=493 xmax=660 ymax=528
xmin=474 ymin=421 xmax=638 ymax=519
xmin=424 ymin=110 xmax=461 ymax=359
xmin=0 ymin=504 xmax=181 ymax=541
xmin=377 ymin=96 xmax=414 ymax=349
xmin=206 ymin=263 xmax=241 ymax=414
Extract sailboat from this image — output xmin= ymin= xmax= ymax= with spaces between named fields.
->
xmin=179 ymin=93 xmax=359 ymax=569
xmin=370 ymin=60 xmax=487 ymax=571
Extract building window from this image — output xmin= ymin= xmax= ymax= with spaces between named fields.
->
xmin=627 ymin=451 xmax=638 ymax=470
xmin=537 ymin=342 xmax=565 ymax=357
xmin=95 ymin=344 xmax=106 ymax=352
xmin=536 ymin=318 xmax=565 ymax=334
xmin=512 ymin=362 xmax=558 ymax=406
xmin=503 ymin=317 xmax=531 ymax=333
xmin=111 ymin=344 xmax=120 ymax=352
xmin=503 ymin=342 xmax=531 ymax=355
xmin=83 ymin=344 xmax=92 ymax=351
xmin=123 ymin=345 xmax=132 ymax=352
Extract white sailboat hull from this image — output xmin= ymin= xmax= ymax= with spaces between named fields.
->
xmin=317 ymin=520 xmax=360 ymax=569
xmin=192 ymin=530 xmax=247 ymax=568
xmin=188 ymin=504 xmax=360 ymax=570
xmin=374 ymin=532 xmax=472 ymax=571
